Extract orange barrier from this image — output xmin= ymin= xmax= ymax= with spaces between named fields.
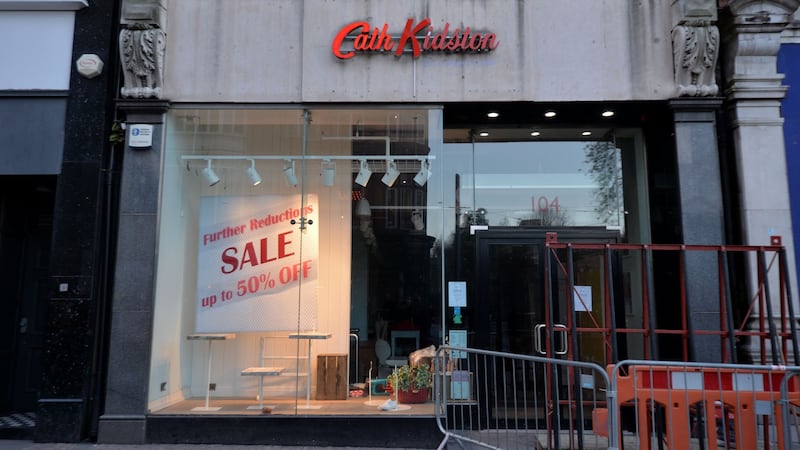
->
xmin=609 ymin=364 xmax=800 ymax=450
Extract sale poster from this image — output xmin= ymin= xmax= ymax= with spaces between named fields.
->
xmin=194 ymin=194 xmax=318 ymax=332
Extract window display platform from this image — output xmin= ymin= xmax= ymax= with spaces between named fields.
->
xmin=151 ymin=395 xmax=434 ymax=416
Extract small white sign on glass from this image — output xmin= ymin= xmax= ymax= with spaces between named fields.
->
xmin=573 ymin=285 xmax=592 ymax=312
xmin=448 ymin=281 xmax=467 ymax=307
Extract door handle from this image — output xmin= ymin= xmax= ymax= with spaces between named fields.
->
xmin=534 ymin=323 xmax=568 ymax=355
xmin=553 ymin=324 xmax=568 ymax=355
xmin=534 ymin=324 xmax=546 ymax=355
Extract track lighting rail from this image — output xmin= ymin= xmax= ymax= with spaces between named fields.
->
xmin=182 ymin=154 xmax=434 ymax=187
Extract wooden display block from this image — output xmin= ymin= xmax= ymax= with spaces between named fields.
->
xmin=316 ymin=354 xmax=347 ymax=400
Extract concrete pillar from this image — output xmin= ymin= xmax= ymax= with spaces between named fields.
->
xmin=720 ymin=0 xmax=800 ymax=363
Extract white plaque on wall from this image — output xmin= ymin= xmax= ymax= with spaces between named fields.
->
xmin=128 ymin=124 xmax=153 ymax=148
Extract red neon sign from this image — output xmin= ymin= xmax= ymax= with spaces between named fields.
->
xmin=332 ymin=18 xmax=499 ymax=60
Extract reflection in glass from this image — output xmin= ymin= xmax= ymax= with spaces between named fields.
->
xmin=445 ymin=140 xmax=624 ymax=233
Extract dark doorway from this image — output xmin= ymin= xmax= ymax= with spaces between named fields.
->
xmin=0 ymin=176 xmax=54 ymax=418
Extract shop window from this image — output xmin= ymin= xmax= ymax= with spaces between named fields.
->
xmin=150 ymin=107 xmax=444 ymax=416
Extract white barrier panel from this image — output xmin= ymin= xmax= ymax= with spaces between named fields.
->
xmin=435 ymin=345 xmax=610 ymax=450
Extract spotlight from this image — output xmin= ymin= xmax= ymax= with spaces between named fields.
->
xmin=202 ymin=160 xmax=220 ymax=186
xmin=283 ymin=160 xmax=298 ymax=187
xmin=381 ymin=159 xmax=400 ymax=187
xmin=355 ymin=198 xmax=371 ymax=219
xmin=355 ymin=160 xmax=372 ymax=187
xmin=321 ymin=159 xmax=335 ymax=187
xmin=413 ymin=159 xmax=432 ymax=186
xmin=245 ymin=160 xmax=262 ymax=186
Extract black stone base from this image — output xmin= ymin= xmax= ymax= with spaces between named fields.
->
xmin=34 ymin=399 xmax=83 ymax=443
xmin=146 ymin=415 xmax=441 ymax=448
xmin=0 ymin=427 xmax=35 ymax=440
xmin=97 ymin=414 xmax=146 ymax=444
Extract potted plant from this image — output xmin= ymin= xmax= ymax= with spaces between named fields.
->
xmin=387 ymin=363 xmax=432 ymax=403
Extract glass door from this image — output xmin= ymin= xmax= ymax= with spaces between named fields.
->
xmin=473 ymin=231 xmax=546 ymax=355
xmin=474 ymin=228 xmax=619 ymax=360
xmin=471 ymin=228 xmax=620 ymax=426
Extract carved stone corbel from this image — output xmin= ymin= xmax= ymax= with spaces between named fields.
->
xmin=671 ymin=0 xmax=720 ymax=96
xmin=119 ymin=0 xmax=167 ymax=99
xmin=672 ymin=21 xmax=719 ymax=96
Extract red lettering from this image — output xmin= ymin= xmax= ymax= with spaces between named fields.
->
xmin=395 ymin=18 xmax=431 ymax=58
xmin=259 ymin=236 xmax=277 ymax=264
xmin=481 ymin=33 xmax=499 ymax=50
xmin=429 ymin=23 xmax=450 ymax=50
xmin=277 ymin=231 xmax=294 ymax=258
xmin=333 ymin=18 xmax=498 ymax=59
xmin=423 ymin=28 xmax=433 ymax=49
xmin=366 ymin=27 xmax=379 ymax=49
xmin=333 ymin=21 xmax=370 ymax=59
xmin=469 ymin=33 xmax=482 ymax=50
xmin=353 ymin=31 xmax=371 ymax=51
xmin=220 ymin=232 xmax=296 ymax=274
xmin=445 ymin=28 xmax=462 ymax=51
xmin=221 ymin=247 xmax=238 ymax=274
xmin=374 ymin=24 xmax=394 ymax=51
xmin=458 ymin=27 xmax=472 ymax=51
xmin=240 ymin=242 xmax=258 ymax=269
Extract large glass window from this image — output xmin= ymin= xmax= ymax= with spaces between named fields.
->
xmin=149 ymin=107 xmax=444 ymax=415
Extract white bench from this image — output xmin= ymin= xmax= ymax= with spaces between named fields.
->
xmin=241 ymin=366 xmax=284 ymax=410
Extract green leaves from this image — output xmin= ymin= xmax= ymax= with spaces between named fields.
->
xmin=389 ymin=364 xmax=432 ymax=391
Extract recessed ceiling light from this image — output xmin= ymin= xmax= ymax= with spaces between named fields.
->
xmin=530 ymin=131 xmax=541 ymax=137
xmin=581 ymin=131 xmax=592 ymax=136
xmin=479 ymin=131 xmax=489 ymax=137
xmin=487 ymin=111 xmax=499 ymax=118
xmin=602 ymin=110 xmax=615 ymax=118
xmin=544 ymin=111 xmax=556 ymax=118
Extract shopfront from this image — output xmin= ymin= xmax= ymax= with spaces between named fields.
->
xmin=98 ymin=0 xmax=732 ymax=445
xmin=148 ymin=104 xmax=650 ymax=414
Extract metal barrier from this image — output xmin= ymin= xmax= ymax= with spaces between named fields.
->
xmin=779 ymin=370 xmax=800 ymax=447
xmin=435 ymin=345 xmax=610 ymax=450
xmin=606 ymin=360 xmax=800 ymax=450
xmin=432 ymin=348 xmax=800 ymax=449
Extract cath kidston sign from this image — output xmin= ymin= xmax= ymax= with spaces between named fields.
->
xmin=332 ymin=18 xmax=499 ymax=59
xmin=195 ymin=195 xmax=318 ymax=333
